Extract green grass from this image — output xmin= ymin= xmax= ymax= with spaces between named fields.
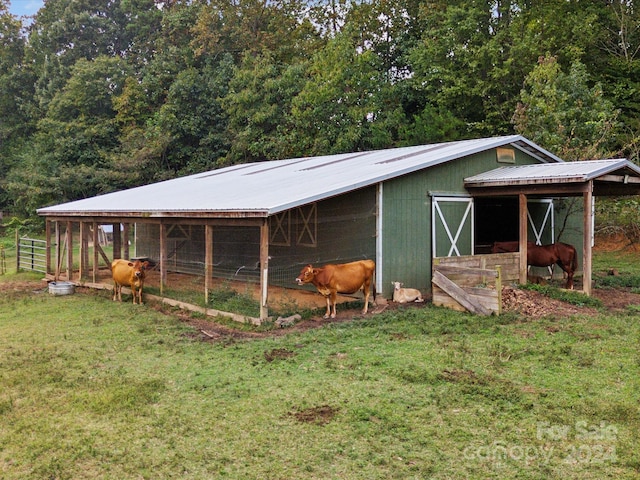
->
xmin=1 ymin=270 xmax=639 ymax=479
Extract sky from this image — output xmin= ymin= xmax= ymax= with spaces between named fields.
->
xmin=8 ymin=0 xmax=44 ymax=17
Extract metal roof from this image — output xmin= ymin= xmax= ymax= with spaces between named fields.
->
xmin=464 ymin=159 xmax=640 ymax=187
xmin=38 ymin=135 xmax=561 ymax=218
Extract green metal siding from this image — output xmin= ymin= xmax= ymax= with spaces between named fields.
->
xmin=380 ymin=147 xmax=550 ymax=298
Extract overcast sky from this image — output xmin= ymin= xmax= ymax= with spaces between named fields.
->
xmin=8 ymin=0 xmax=44 ymax=17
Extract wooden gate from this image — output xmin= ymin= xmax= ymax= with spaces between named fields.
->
xmin=432 ymin=253 xmax=519 ymax=315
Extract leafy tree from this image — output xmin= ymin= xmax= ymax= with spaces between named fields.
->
xmin=290 ymin=26 xmax=404 ymax=155
xmin=409 ymin=0 xmax=521 ymax=136
xmin=4 ymin=55 xmax=131 ymax=214
xmin=0 ymin=1 xmax=37 ymax=149
xmin=513 ymin=55 xmax=619 ymax=160
xmin=222 ymin=51 xmax=307 ymax=164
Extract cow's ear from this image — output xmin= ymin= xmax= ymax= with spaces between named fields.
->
xmin=128 ymin=262 xmax=134 ymax=267
xmin=142 ymin=261 xmax=150 ymax=268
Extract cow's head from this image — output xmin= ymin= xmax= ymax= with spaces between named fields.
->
xmin=392 ymin=281 xmax=403 ymax=290
xmin=295 ymin=264 xmax=315 ymax=285
xmin=129 ymin=260 xmax=149 ymax=278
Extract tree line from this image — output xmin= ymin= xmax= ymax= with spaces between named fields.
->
xmin=0 ymin=0 xmax=638 ymax=223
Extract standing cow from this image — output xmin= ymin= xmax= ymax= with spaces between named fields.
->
xmin=111 ymin=259 xmax=149 ymax=304
xmin=295 ymin=260 xmax=376 ymax=318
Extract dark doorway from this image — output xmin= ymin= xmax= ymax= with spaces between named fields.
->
xmin=474 ymin=197 xmax=518 ymax=253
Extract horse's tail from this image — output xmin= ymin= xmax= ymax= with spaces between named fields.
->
xmin=570 ymin=244 xmax=578 ymax=271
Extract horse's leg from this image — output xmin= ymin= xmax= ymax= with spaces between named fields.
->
xmin=557 ymin=260 xmax=574 ymax=289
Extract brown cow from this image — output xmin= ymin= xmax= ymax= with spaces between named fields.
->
xmin=295 ymin=260 xmax=376 ymax=318
xmin=111 ymin=259 xmax=149 ymax=304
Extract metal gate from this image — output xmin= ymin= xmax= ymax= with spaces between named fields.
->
xmin=17 ymin=237 xmax=47 ymax=273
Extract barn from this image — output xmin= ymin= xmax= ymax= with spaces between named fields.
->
xmin=37 ymin=135 xmax=640 ymax=321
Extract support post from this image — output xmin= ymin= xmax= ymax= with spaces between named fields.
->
xmin=15 ymin=229 xmax=19 ymax=273
xmin=79 ymin=222 xmax=88 ymax=281
xmin=65 ymin=221 xmax=73 ymax=281
xmin=583 ymin=182 xmax=593 ymax=295
xmin=518 ymin=193 xmax=528 ymax=285
xmin=113 ymin=223 xmax=122 ymax=260
xmin=123 ymin=223 xmax=130 ymax=260
xmin=205 ymin=225 xmax=214 ymax=304
xmin=159 ymin=223 xmax=167 ymax=295
xmin=259 ymin=219 xmax=270 ymax=321
xmin=55 ymin=222 xmax=61 ymax=280
xmin=45 ymin=220 xmax=52 ymax=275
xmin=92 ymin=222 xmax=99 ymax=283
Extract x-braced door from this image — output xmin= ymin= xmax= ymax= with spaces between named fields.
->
xmin=528 ymin=199 xmax=555 ymax=275
xmin=432 ymin=196 xmax=474 ymax=257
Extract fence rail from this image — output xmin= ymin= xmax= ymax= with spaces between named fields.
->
xmin=17 ymin=237 xmax=47 ymax=274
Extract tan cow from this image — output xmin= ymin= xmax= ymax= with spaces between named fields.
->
xmin=391 ymin=281 xmax=424 ymax=303
xmin=295 ymin=260 xmax=376 ymax=318
xmin=111 ymin=259 xmax=149 ymax=304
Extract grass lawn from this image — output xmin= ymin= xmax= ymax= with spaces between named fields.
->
xmin=1 ymin=256 xmax=639 ymax=478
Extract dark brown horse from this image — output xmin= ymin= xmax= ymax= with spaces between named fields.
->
xmin=491 ymin=241 xmax=578 ymax=289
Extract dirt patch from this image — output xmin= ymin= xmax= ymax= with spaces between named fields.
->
xmin=289 ymin=405 xmax=339 ymax=426
xmin=263 ymin=348 xmax=296 ymax=362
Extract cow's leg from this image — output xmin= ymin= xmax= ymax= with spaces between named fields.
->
xmin=132 ymin=286 xmax=137 ymax=304
xmin=323 ymin=295 xmax=331 ymax=318
xmin=362 ymin=286 xmax=370 ymax=314
xmin=330 ymin=291 xmax=338 ymax=318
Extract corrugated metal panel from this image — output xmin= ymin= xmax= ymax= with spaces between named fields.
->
xmin=464 ymin=159 xmax=640 ymax=187
xmin=37 ymin=135 xmax=561 ymax=217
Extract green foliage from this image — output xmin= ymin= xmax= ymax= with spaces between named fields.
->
xmin=595 ymin=197 xmax=640 ymax=243
xmin=1 ymin=0 xmax=640 ymax=220
xmin=513 ymin=55 xmax=620 ymax=160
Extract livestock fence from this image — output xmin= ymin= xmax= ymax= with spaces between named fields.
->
xmin=17 ymin=236 xmax=47 ymax=274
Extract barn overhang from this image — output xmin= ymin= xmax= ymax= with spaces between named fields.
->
xmin=463 ymin=159 xmax=640 ymax=295
xmin=463 ymin=158 xmax=640 ymax=198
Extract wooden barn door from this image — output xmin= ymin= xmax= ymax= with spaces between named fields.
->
xmin=432 ymin=196 xmax=474 ymax=257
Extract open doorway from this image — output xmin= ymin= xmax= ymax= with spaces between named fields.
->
xmin=474 ymin=197 xmax=519 ymax=254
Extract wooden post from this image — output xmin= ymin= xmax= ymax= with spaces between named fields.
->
xmin=15 ymin=229 xmax=19 ymax=273
xmin=79 ymin=222 xmax=88 ymax=281
xmin=65 ymin=221 xmax=73 ymax=281
xmin=123 ymin=223 xmax=130 ymax=260
xmin=92 ymin=222 xmax=99 ymax=283
xmin=55 ymin=222 xmax=61 ymax=280
xmin=113 ymin=223 xmax=122 ymax=260
xmin=583 ymin=182 xmax=593 ymax=295
xmin=259 ymin=219 xmax=269 ymax=321
xmin=159 ymin=222 xmax=167 ymax=295
xmin=204 ymin=225 xmax=214 ymax=304
xmin=45 ymin=220 xmax=52 ymax=275
xmin=518 ymin=193 xmax=528 ymax=285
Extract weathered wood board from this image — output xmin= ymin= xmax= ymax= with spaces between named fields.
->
xmin=432 ymin=253 xmax=517 ymax=315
